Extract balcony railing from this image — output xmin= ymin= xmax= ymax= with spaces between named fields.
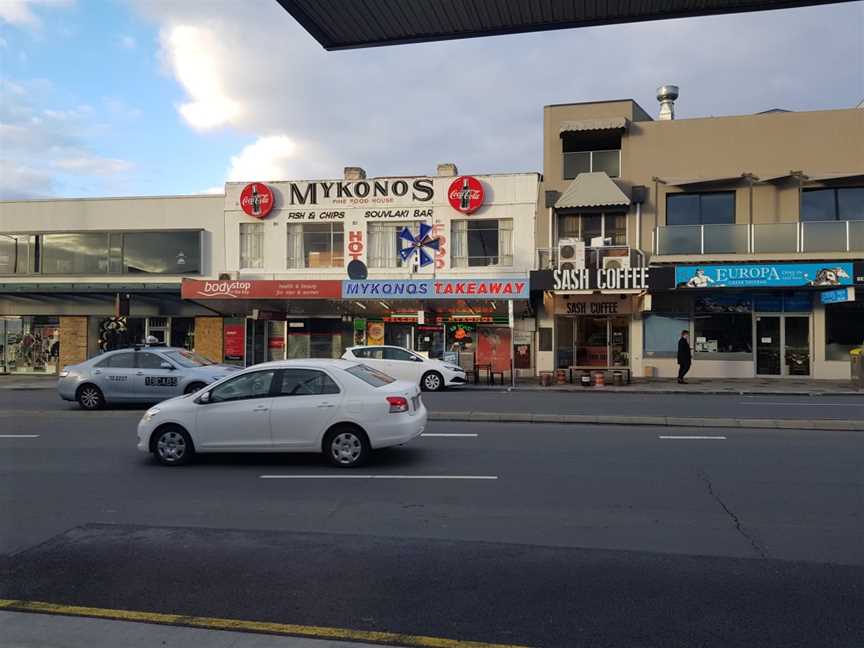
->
xmin=537 ymin=245 xmax=647 ymax=270
xmin=654 ymin=221 xmax=864 ymax=255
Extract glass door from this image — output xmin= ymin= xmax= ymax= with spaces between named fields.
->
xmin=755 ymin=315 xmax=781 ymax=375
xmin=784 ymin=316 xmax=810 ymax=376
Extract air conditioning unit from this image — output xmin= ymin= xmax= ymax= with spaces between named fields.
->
xmin=557 ymin=238 xmax=585 ymax=270
xmin=602 ymin=256 xmax=631 ymax=271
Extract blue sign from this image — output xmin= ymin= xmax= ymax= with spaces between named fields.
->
xmin=398 ymin=223 xmax=440 ymax=267
xmin=675 ymin=262 xmax=854 ymax=289
xmin=820 ymin=287 xmax=855 ymax=304
xmin=341 ymin=278 xmax=530 ymax=300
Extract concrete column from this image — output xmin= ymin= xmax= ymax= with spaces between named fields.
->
xmin=194 ymin=317 xmax=223 ymax=363
xmin=59 ymin=316 xmax=88 ymax=372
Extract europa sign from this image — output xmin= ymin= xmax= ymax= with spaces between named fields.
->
xmin=240 ymin=183 xmax=274 ymax=218
xmin=448 ymin=176 xmax=484 ymax=214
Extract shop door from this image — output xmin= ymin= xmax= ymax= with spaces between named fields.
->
xmin=784 ymin=316 xmax=811 ymax=376
xmin=755 ymin=316 xmax=781 ymax=376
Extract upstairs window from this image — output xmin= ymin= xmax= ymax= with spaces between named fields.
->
xmin=562 ymin=131 xmax=621 ymax=179
xmin=666 ymin=192 xmax=735 ymax=226
xmin=287 ymin=223 xmax=344 ymax=269
xmin=451 ymin=219 xmax=513 ymax=267
xmin=801 ymin=187 xmax=864 ymax=221
xmin=239 ymin=223 xmax=265 ymax=269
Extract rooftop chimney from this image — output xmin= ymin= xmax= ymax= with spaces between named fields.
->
xmin=657 ymin=85 xmax=679 ymax=120
xmin=437 ymin=163 xmax=458 ymax=177
xmin=343 ymin=166 xmax=366 ymax=180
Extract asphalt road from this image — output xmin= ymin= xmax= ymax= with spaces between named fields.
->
xmin=1 ymin=408 xmax=862 ymax=647
xmin=3 ymin=386 xmax=864 ymax=420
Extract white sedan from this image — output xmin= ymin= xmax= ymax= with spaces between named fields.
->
xmin=137 ymin=359 xmax=426 ymax=467
xmin=341 ymin=345 xmax=467 ymax=392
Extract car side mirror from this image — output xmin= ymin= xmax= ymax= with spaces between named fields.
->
xmin=197 ymin=391 xmax=211 ymax=404
xmin=160 ymin=362 xmax=174 ymax=370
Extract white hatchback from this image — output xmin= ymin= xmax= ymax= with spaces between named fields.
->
xmin=137 ymin=359 xmax=426 ymax=467
xmin=341 ymin=345 xmax=467 ymax=392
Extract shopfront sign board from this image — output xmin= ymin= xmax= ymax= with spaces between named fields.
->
xmin=674 ymin=262 xmax=854 ymax=289
xmin=530 ymin=268 xmax=649 ymax=292
xmin=550 ymin=293 xmax=637 ymax=316
xmin=182 ymin=279 xmax=342 ymax=300
xmin=341 ymin=278 xmax=529 ymax=300
xmin=820 ymin=287 xmax=855 ymax=304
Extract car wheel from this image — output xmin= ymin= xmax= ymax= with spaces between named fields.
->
xmin=77 ymin=384 xmax=105 ymax=410
xmin=421 ymin=371 xmax=444 ymax=392
xmin=153 ymin=426 xmax=194 ymax=466
xmin=324 ymin=426 xmax=370 ymax=468
xmin=184 ymin=382 xmax=207 ymax=395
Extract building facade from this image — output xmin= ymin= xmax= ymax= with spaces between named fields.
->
xmin=1 ymin=167 xmax=539 ymax=378
xmin=532 ymin=95 xmax=864 ymax=380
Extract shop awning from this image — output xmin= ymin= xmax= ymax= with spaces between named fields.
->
xmin=555 ymin=172 xmax=630 ymax=210
xmin=559 ymin=117 xmax=629 ymax=134
xmin=805 ymin=172 xmax=864 ymax=182
xmin=659 ymin=174 xmax=753 ymax=186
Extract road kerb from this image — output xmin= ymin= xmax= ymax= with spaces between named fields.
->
xmin=427 ymin=412 xmax=859 ymax=431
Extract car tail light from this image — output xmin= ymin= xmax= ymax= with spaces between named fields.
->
xmin=386 ymin=396 xmax=409 ymax=413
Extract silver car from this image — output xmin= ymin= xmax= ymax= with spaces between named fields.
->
xmin=58 ymin=346 xmax=241 ymax=410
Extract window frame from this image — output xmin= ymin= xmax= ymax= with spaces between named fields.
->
xmin=801 ymin=187 xmax=864 ymax=222
xmin=239 ymin=222 xmax=265 ymax=270
xmin=451 ymin=218 xmax=514 ymax=268
xmin=562 ymin=149 xmax=621 ymax=180
xmin=287 ymin=222 xmax=345 ymax=269
xmin=557 ymin=212 xmax=627 ymax=246
xmin=666 ymin=191 xmax=736 ymax=226
xmin=0 ymin=230 xmax=202 ymax=276
xmin=95 ymin=351 xmax=139 ymax=369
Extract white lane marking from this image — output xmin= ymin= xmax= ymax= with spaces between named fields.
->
xmin=739 ymin=402 xmax=863 ymax=407
xmin=659 ymin=435 xmax=727 ymax=440
xmin=421 ymin=433 xmax=478 ymax=437
xmin=259 ymin=475 xmax=497 ymax=480
xmin=0 ymin=434 xmax=40 ymax=438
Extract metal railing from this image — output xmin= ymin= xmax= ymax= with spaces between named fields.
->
xmin=654 ymin=221 xmax=864 ymax=255
xmin=537 ymin=245 xmax=647 ymax=270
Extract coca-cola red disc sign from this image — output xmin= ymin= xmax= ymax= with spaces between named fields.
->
xmin=240 ymin=183 xmax=274 ymax=218
xmin=448 ymin=176 xmax=484 ymax=214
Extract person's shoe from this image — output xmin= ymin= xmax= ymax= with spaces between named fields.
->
xmin=680 ymin=380 xmax=688 ymax=384
xmin=677 ymin=379 xmax=683 ymax=384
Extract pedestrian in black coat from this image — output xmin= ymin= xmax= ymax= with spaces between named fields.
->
xmin=677 ymin=330 xmax=691 ymax=384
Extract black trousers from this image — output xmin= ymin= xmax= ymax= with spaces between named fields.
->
xmin=678 ymin=362 xmax=691 ymax=381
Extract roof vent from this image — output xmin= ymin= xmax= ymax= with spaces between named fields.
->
xmin=657 ymin=85 xmax=679 ymax=121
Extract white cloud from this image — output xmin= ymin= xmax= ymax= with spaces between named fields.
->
xmin=52 ymin=156 xmax=133 ymax=175
xmin=198 ymin=186 xmax=224 ymax=195
xmin=0 ymin=160 xmax=54 ymax=198
xmin=0 ymin=0 xmax=74 ymax=30
xmin=118 ymin=34 xmax=136 ymax=49
xmin=133 ymin=1 xmax=864 ymax=181
xmin=159 ymin=24 xmax=242 ymax=130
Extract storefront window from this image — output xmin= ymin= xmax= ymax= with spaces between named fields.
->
xmin=825 ymin=301 xmax=864 ymax=361
xmin=693 ymin=314 xmax=752 ymax=354
xmin=287 ymin=223 xmax=344 ymax=268
xmin=368 ymin=222 xmax=419 ymax=268
xmin=123 ymin=232 xmax=201 ymax=274
xmin=1 ymin=316 xmax=60 ymax=373
xmin=451 ymin=219 xmax=513 ymax=267
xmin=41 ymin=233 xmax=109 ymax=274
xmin=644 ymin=314 xmax=690 ymax=355
xmin=240 ymin=223 xmax=265 ymax=269
xmin=556 ymin=317 xmax=629 ymax=368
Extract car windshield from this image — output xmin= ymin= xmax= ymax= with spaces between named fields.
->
xmin=163 ymin=350 xmax=214 ymax=368
xmin=344 ymin=363 xmax=396 ymax=387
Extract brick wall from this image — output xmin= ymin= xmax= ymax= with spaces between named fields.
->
xmin=59 ymin=316 xmax=88 ymax=371
xmin=194 ymin=317 xmax=223 ymax=363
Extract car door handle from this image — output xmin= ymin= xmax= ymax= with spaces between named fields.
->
xmin=136 ymin=372 xmax=144 ymax=376
xmin=252 ymin=405 xmax=269 ymax=412
xmin=317 ymin=403 xmax=335 ymax=408
xmin=93 ymin=369 xmax=101 ymax=375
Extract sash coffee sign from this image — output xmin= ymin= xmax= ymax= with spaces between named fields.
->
xmin=551 ymin=268 xmax=649 ymax=291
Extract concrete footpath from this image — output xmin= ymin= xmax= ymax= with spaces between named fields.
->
xmin=0 ymin=610 xmax=402 ymax=648
xmin=2 ymin=374 xmax=860 ymax=395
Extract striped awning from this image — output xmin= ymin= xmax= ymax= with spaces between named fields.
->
xmin=555 ymin=172 xmax=630 ymax=210
xmin=559 ymin=117 xmax=629 ymax=134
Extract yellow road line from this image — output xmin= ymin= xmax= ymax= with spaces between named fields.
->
xmin=0 ymin=599 xmax=533 ymax=648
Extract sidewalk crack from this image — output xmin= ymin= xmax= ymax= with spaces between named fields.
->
xmin=698 ymin=469 xmax=769 ymax=559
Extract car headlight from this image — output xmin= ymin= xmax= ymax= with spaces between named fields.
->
xmin=142 ymin=407 xmax=161 ymax=422
xmin=59 ymin=370 xmax=70 ymax=378
xmin=444 ymin=364 xmax=464 ymax=372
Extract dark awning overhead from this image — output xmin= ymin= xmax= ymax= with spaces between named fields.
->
xmin=659 ymin=174 xmax=754 ymax=186
xmin=560 ymin=117 xmax=629 ymax=134
xmin=805 ymin=172 xmax=864 ymax=182
xmin=276 ymin=0 xmax=850 ymax=50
